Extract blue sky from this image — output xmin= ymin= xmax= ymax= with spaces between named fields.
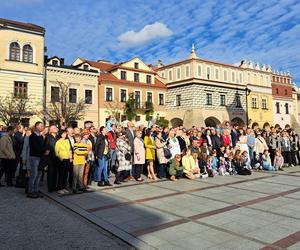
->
xmin=1 ymin=0 xmax=300 ymax=84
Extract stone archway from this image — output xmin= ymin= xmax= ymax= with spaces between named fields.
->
xmin=204 ymin=117 xmax=221 ymax=127
xmin=231 ymin=117 xmax=245 ymax=127
xmin=170 ymin=118 xmax=183 ymax=128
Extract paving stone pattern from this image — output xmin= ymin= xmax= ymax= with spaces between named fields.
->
xmin=0 ymin=187 xmax=132 ymax=250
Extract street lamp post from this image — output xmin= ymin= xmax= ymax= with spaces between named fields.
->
xmin=245 ymin=87 xmax=251 ymax=128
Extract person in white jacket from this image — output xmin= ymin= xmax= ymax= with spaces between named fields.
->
xmin=167 ymin=129 xmax=181 ymax=159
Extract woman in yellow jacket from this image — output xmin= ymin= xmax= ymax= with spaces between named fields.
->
xmin=182 ymin=148 xmax=200 ymax=179
xmin=144 ymin=128 xmax=156 ymax=180
xmin=55 ymin=131 xmax=72 ymax=194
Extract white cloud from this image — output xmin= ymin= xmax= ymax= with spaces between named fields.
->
xmin=118 ymin=22 xmax=173 ymax=48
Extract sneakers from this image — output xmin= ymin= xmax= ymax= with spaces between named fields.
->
xmin=97 ymin=181 xmax=105 ymax=187
xmin=63 ymin=189 xmax=70 ymax=194
xmin=104 ymin=181 xmax=112 ymax=186
xmin=27 ymin=192 xmax=38 ymax=199
xmin=57 ymin=190 xmax=65 ymax=195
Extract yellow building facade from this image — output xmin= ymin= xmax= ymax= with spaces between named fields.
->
xmin=239 ymin=61 xmax=273 ymax=128
xmin=0 ymin=18 xmax=45 ymax=126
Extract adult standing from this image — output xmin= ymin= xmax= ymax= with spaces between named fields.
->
xmin=125 ymin=121 xmax=135 ymax=180
xmin=168 ymin=128 xmax=181 ymax=159
xmin=45 ymin=125 xmax=59 ymax=192
xmin=155 ymin=131 xmax=168 ymax=179
xmin=107 ymin=124 xmax=117 ymax=175
xmin=133 ymin=130 xmax=145 ymax=182
xmin=144 ymin=128 xmax=156 ymax=180
xmin=66 ymin=127 xmax=75 ymax=188
xmin=116 ymin=131 xmax=132 ymax=184
xmin=0 ymin=126 xmax=16 ymax=186
xmin=81 ymin=129 xmax=93 ymax=189
xmin=27 ymin=122 xmax=47 ymax=198
xmin=211 ymin=128 xmax=224 ymax=151
xmin=95 ymin=127 xmax=112 ymax=186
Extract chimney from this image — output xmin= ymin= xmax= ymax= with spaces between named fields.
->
xmin=60 ymin=58 xmax=64 ymax=66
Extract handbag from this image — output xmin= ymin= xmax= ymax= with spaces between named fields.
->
xmin=125 ymin=152 xmax=131 ymax=161
xmin=163 ymin=148 xmax=172 ymax=159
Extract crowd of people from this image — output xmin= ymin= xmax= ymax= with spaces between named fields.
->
xmin=0 ymin=118 xmax=298 ymax=199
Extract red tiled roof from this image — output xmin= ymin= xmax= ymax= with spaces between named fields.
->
xmin=109 ymin=65 xmax=156 ymax=74
xmin=0 ymin=18 xmax=45 ymax=33
xmin=85 ymin=60 xmax=115 ymax=71
xmin=99 ymin=73 xmax=167 ymax=89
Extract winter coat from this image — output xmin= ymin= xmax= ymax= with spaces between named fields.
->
xmin=134 ymin=137 xmax=145 ymax=165
xmin=0 ymin=134 xmax=15 ymax=159
xmin=155 ymin=137 xmax=168 ymax=164
xmin=211 ymin=135 xmax=224 ymax=150
xmin=254 ymin=136 xmax=268 ymax=154
xmin=116 ymin=138 xmax=132 ymax=172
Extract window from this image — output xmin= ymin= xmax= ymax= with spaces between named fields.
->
xmin=14 ymin=81 xmax=27 ymax=98
xmin=206 ymin=93 xmax=212 ymax=105
xmin=105 ymin=87 xmax=113 ymax=101
xmin=161 ymin=72 xmax=165 ymax=78
xmin=252 ymin=97 xmax=257 ymax=108
xmin=69 ymin=88 xmax=77 ymax=103
xmin=276 ymin=76 xmax=279 ymax=82
xmin=83 ymin=64 xmax=89 ymax=70
xmin=207 ymin=67 xmax=210 ymax=79
xmin=51 ymin=86 xmax=59 ymax=102
xmin=284 ymin=78 xmax=286 ymax=83
xmin=248 ymin=73 xmax=251 ymax=84
xmin=185 ymin=65 xmax=190 ymax=77
xmin=224 ymin=70 xmax=227 ymax=81
xmin=285 ymin=89 xmax=288 ymax=95
xmin=23 ymin=44 xmax=33 ymax=63
xmin=169 ymin=70 xmax=172 ymax=81
xmin=134 ymin=62 xmax=139 ymax=69
xmin=177 ymin=68 xmax=181 ymax=79
xmin=236 ymin=95 xmax=242 ymax=108
xmin=285 ymin=103 xmax=289 ymax=114
xmin=276 ymin=102 xmax=280 ymax=113
xmin=159 ymin=93 xmax=164 ymax=105
xmin=147 ymin=92 xmax=153 ymax=103
xmin=276 ymin=88 xmax=279 ymax=94
xmin=176 ymin=95 xmax=181 ymax=106
xmin=215 ymin=69 xmax=219 ymax=80
xmin=52 ymin=60 xmax=59 ymax=66
xmin=146 ymin=75 xmax=152 ymax=84
xmin=239 ymin=73 xmax=242 ymax=83
xmin=121 ymin=71 xmax=127 ymax=80
xmin=220 ymin=94 xmax=226 ymax=106
xmin=232 ymin=71 xmax=235 ymax=82
xmin=120 ymin=89 xmax=127 ymax=102
xmin=287 ymin=79 xmax=290 ymax=84
xmin=134 ymin=73 xmax=139 ymax=82
xmin=135 ymin=115 xmax=141 ymax=122
xmin=85 ymin=90 xmax=92 ymax=104
xmin=198 ymin=65 xmax=201 ymax=77
xmin=262 ymin=98 xmax=267 ymax=109
xmin=272 ymin=76 xmax=275 ymax=82
xmin=9 ymin=42 xmax=20 ymax=61
xmin=134 ymin=91 xmax=141 ymax=108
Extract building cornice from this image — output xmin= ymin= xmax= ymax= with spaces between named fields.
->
xmin=167 ymin=81 xmax=247 ymax=92
xmin=166 ymin=77 xmax=246 ymax=89
xmin=46 ymin=66 xmax=99 ymax=77
xmin=0 ymin=69 xmax=43 ymax=77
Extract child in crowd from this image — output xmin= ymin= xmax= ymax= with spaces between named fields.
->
xmin=219 ymin=157 xmax=229 ymax=176
xmin=227 ymin=154 xmax=236 ymax=175
xmin=198 ymin=153 xmax=208 ymax=178
xmin=273 ymin=149 xmax=284 ymax=171
xmin=242 ymin=151 xmax=251 ymax=170
xmin=169 ymin=154 xmax=184 ymax=181
xmin=73 ymin=134 xmax=88 ymax=193
xmin=233 ymin=150 xmax=251 ymax=175
xmin=211 ymin=150 xmax=219 ymax=174
xmin=262 ymin=150 xmax=276 ymax=171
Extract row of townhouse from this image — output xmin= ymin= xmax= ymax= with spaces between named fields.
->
xmin=0 ymin=18 xmax=298 ymax=129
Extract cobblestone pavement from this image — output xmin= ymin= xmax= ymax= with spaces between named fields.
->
xmin=0 ymin=187 xmax=132 ymax=250
xmin=43 ymin=167 xmax=300 ymax=249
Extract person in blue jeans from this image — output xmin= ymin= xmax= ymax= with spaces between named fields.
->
xmin=262 ymin=150 xmax=275 ymax=171
xmin=95 ymin=127 xmax=112 ymax=187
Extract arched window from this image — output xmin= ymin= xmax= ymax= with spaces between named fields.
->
xmin=9 ymin=42 xmax=20 ymax=61
xmin=23 ymin=44 xmax=33 ymax=63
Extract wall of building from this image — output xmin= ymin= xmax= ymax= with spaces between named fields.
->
xmin=46 ymin=66 xmax=99 ymax=128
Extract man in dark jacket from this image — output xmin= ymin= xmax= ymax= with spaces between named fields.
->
xmin=95 ymin=127 xmax=112 ymax=186
xmin=231 ymin=124 xmax=240 ymax=148
xmin=27 ymin=122 xmax=47 ymax=198
xmin=46 ymin=125 xmax=58 ymax=192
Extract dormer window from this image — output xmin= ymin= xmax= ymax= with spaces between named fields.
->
xmin=83 ymin=64 xmax=89 ymax=70
xmin=134 ymin=62 xmax=139 ymax=69
xmin=121 ymin=71 xmax=127 ymax=80
xmin=52 ymin=60 xmax=59 ymax=66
